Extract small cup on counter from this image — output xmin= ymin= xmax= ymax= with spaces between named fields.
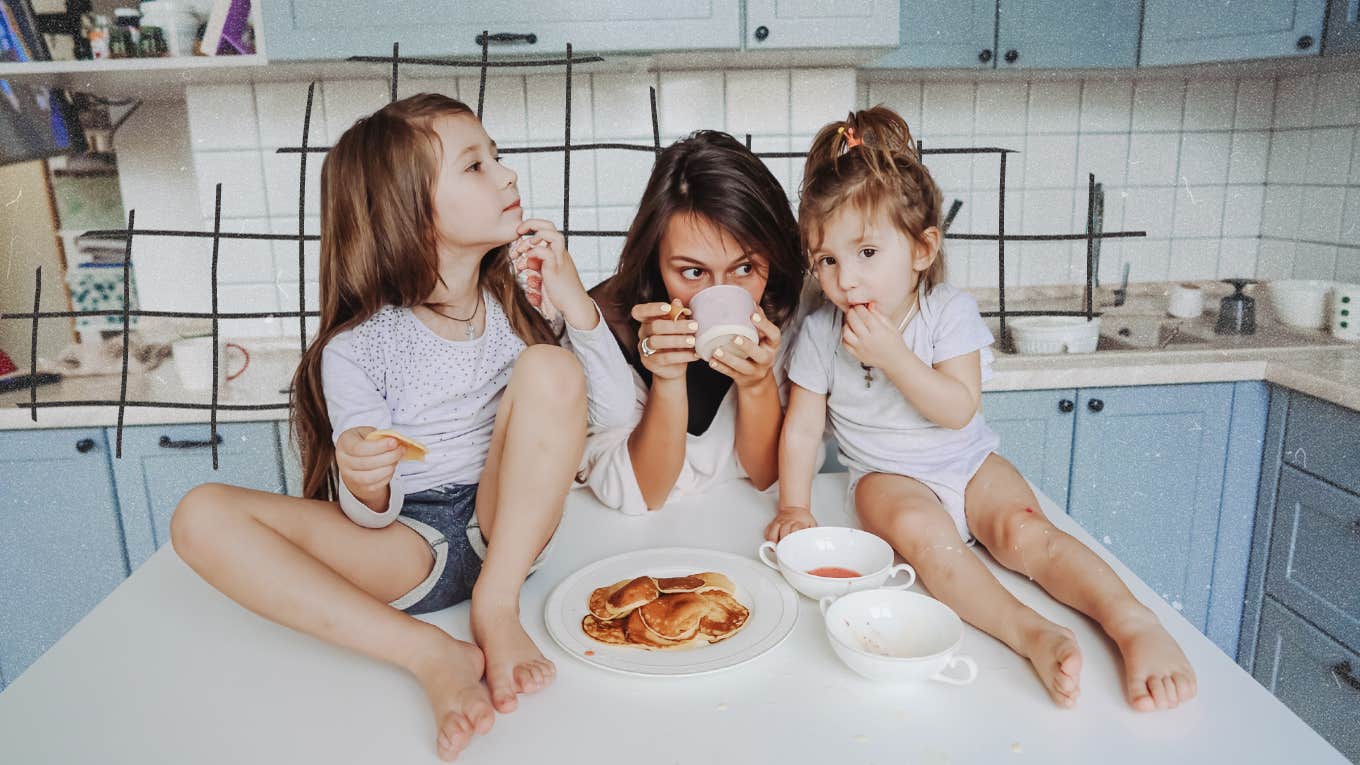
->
xmin=1167 ymin=283 xmax=1205 ymax=319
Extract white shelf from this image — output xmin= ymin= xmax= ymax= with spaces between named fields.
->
xmin=0 ymin=55 xmax=270 ymax=97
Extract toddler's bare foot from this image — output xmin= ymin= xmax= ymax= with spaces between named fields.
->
xmin=1016 ymin=618 xmax=1083 ymax=708
xmin=1109 ymin=609 xmax=1196 ymax=711
xmin=471 ymin=601 xmax=556 ymax=713
xmin=408 ymin=635 xmax=495 ymax=762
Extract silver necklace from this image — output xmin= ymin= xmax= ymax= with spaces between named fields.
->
xmin=424 ymin=293 xmax=482 ymax=341
xmin=858 ymin=300 xmax=919 ymax=388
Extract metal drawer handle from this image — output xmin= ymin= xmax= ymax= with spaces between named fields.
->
xmin=475 ymin=32 xmax=537 ymax=46
xmin=1335 ymin=661 xmax=1360 ymax=692
xmin=1087 ymin=398 xmax=1104 ymax=413
xmin=159 ymin=434 xmax=224 ymax=449
xmin=76 ymin=438 xmax=96 ymax=453
xmin=1058 ymin=399 xmax=1074 ymax=413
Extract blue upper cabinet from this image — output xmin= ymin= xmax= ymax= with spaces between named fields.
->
xmin=1067 ymin=384 xmax=1236 ymax=634
xmin=1326 ymin=0 xmax=1360 ymax=55
xmin=981 ymin=389 xmax=1077 ymax=511
xmin=745 ymin=0 xmax=898 ymax=49
xmin=868 ymin=0 xmax=996 ymax=69
xmin=0 ymin=429 xmax=128 ymax=690
xmin=995 ymin=0 xmax=1140 ymax=68
xmin=1140 ymin=0 xmax=1328 ymax=66
xmin=262 ymin=0 xmax=742 ymax=60
xmin=110 ymin=423 xmax=285 ymax=571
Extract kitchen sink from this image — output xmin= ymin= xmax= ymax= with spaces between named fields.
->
xmin=1096 ymin=317 xmax=1210 ymax=350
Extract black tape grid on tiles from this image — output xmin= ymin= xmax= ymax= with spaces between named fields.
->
xmin=1 ymin=41 xmax=1146 ymax=466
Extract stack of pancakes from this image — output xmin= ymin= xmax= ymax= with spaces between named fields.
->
xmin=582 ymin=572 xmax=750 ymax=650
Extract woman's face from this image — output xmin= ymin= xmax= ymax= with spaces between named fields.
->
xmin=429 ymin=114 xmax=523 ymax=251
xmin=658 ymin=211 xmax=769 ymax=308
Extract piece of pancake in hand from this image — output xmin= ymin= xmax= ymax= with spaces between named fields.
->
xmin=588 ymin=575 xmax=660 ymax=620
xmin=581 ymin=614 xmax=630 ymax=646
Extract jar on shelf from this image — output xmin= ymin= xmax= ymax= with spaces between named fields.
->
xmin=83 ymin=14 xmax=111 ymax=60
xmin=138 ymin=26 xmax=167 ymax=57
xmin=138 ymin=1 xmax=201 ymax=57
xmin=114 ymin=7 xmax=142 ymax=47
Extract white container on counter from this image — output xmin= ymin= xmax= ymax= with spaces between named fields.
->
xmin=1007 ymin=316 xmax=1101 ymax=354
xmin=1267 ymin=279 xmax=1333 ymax=329
xmin=139 ymin=1 xmax=200 ymax=56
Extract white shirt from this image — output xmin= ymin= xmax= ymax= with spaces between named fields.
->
xmin=322 ymin=293 xmax=635 ymax=527
xmin=786 ymin=283 xmax=1000 ymax=485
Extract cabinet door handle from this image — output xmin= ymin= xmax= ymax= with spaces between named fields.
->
xmin=1004 ymin=49 xmax=1019 ymax=63
xmin=1058 ymin=399 xmax=1074 ymax=413
xmin=76 ymin=438 xmax=95 ymax=453
xmin=1087 ymin=398 xmax=1104 ymax=413
xmin=1296 ymin=35 xmax=1313 ymax=50
xmin=978 ymin=48 xmax=993 ymax=63
xmin=1335 ymin=661 xmax=1360 ymax=691
xmin=753 ymin=25 xmax=770 ymax=42
xmin=474 ymin=32 xmax=537 ymax=46
xmin=159 ymin=434 xmax=225 ymax=449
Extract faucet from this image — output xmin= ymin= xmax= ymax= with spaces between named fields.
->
xmin=1086 ymin=182 xmax=1127 ymax=308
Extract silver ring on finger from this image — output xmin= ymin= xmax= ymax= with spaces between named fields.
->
xmin=639 ymin=336 xmax=657 ymax=357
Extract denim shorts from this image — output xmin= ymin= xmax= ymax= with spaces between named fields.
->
xmin=387 ymin=484 xmax=553 ymax=615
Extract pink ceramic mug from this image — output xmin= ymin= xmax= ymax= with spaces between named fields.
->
xmin=688 ymin=285 xmax=759 ymax=361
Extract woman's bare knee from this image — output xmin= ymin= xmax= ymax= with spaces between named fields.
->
xmin=170 ymin=482 xmax=234 ymax=555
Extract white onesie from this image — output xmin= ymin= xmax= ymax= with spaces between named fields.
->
xmin=786 ymin=283 xmax=1000 ymax=541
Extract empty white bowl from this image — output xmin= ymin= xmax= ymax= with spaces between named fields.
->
xmin=820 ymin=589 xmax=977 ymax=685
xmin=757 ymin=526 xmax=915 ymax=601
xmin=1007 ymin=316 xmax=1101 ymax=354
xmin=1267 ymin=279 xmax=1333 ymax=329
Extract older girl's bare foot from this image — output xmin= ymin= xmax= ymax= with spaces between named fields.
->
xmin=1017 ymin=618 xmax=1083 ymax=708
xmin=408 ymin=636 xmax=495 ymax=762
xmin=471 ymin=602 xmax=556 ymax=713
xmin=1109 ymin=610 xmax=1196 ymax=711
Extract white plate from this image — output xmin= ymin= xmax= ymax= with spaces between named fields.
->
xmin=544 ymin=547 xmax=799 ymax=677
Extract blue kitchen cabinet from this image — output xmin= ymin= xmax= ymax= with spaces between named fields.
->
xmin=995 ymin=0 xmax=1140 ymax=68
xmin=1066 ymin=382 xmax=1267 ymax=653
xmin=276 ymin=421 xmax=304 ymax=497
xmin=1326 ymin=0 xmax=1360 ymax=55
xmin=262 ymin=0 xmax=742 ymax=61
xmin=1140 ymin=0 xmax=1328 ymax=66
xmin=744 ymin=0 xmax=898 ymax=49
xmin=0 ymin=428 xmax=128 ymax=692
xmin=869 ymin=0 xmax=1138 ymax=69
xmin=980 ymin=389 xmax=1076 ymax=511
xmin=110 ymin=422 xmax=285 ymax=571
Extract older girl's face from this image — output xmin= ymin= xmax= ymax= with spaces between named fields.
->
xmin=658 ymin=211 xmax=769 ymax=308
xmin=430 ymin=114 xmax=523 ymax=250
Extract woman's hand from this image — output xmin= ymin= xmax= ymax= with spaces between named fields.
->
xmin=335 ymin=426 xmax=403 ymax=509
xmin=709 ymin=310 xmax=781 ymax=389
xmin=631 ymin=299 xmax=697 ymax=381
xmin=764 ymin=505 xmax=816 ymax=542
xmin=842 ymin=303 xmax=909 ymax=371
xmin=513 ymin=219 xmax=595 ymax=327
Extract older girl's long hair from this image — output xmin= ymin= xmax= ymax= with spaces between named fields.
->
xmin=799 ymin=105 xmax=946 ymax=290
xmin=290 ymin=93 xmax=555 ymax=501
xmin=593 ymin=130 xmax=805 ymax=354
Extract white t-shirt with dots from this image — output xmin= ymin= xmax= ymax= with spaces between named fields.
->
xmin=321 ymin=292 xmax=634 ymax=527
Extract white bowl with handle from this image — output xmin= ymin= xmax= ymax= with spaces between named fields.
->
xmin=819 ymin=589 xmax=977 ymax=685
xmin=757 ymin=526 xmax=914 ymax=601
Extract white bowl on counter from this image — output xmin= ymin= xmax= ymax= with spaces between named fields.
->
xmin=819 ymin=589 xmax=978 ymax=684
xmin=1267 ymin=280 xmax=1333 ymax=329
xmin=757 ymin=527 xmax=915 ymax=601
xmin=1006 ymin=316 xmax=1101 ymax=355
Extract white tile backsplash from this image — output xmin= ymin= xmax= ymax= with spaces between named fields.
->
xmin=131 ymin=66 xmax=1360 ymax=314
xmin=186 ymin=85 xmax=258 ymax=150
xmin=791 ymin=70 xmax=857 ymax=135
xmin=725 ymin=70 xmax=790 ymax=136
xmin=1183 ymin=79 xmax=1236 ymax=131
xmin=216 ymin=218 xmax=275 ymax=284
xmin=659 ymin=71 xmax=725 ymax=136
xmin=1132 ymin=79 xmax=1186 ymax=132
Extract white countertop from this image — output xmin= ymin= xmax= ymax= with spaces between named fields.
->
xmin=3 ymin=340 xmax=1357 ymax=431
xmin=0 ymin=474 xmax=1345 ymax=764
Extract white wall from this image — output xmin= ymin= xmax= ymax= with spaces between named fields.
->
xmin=115 ymin=67 xmax=1360 ymax=335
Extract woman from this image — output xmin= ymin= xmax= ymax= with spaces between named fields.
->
xmin=580 ymin=130 xmax=808 ymax=514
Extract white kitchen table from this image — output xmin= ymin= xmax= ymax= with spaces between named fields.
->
xmin=0 ymin=473 xmax=1346 ymax=764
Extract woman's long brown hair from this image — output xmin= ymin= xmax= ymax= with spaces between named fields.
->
xmin=290 ymin=93 xmax=555 ymax=501
xmin=799 ymin=105 xmax=947 ymax=290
